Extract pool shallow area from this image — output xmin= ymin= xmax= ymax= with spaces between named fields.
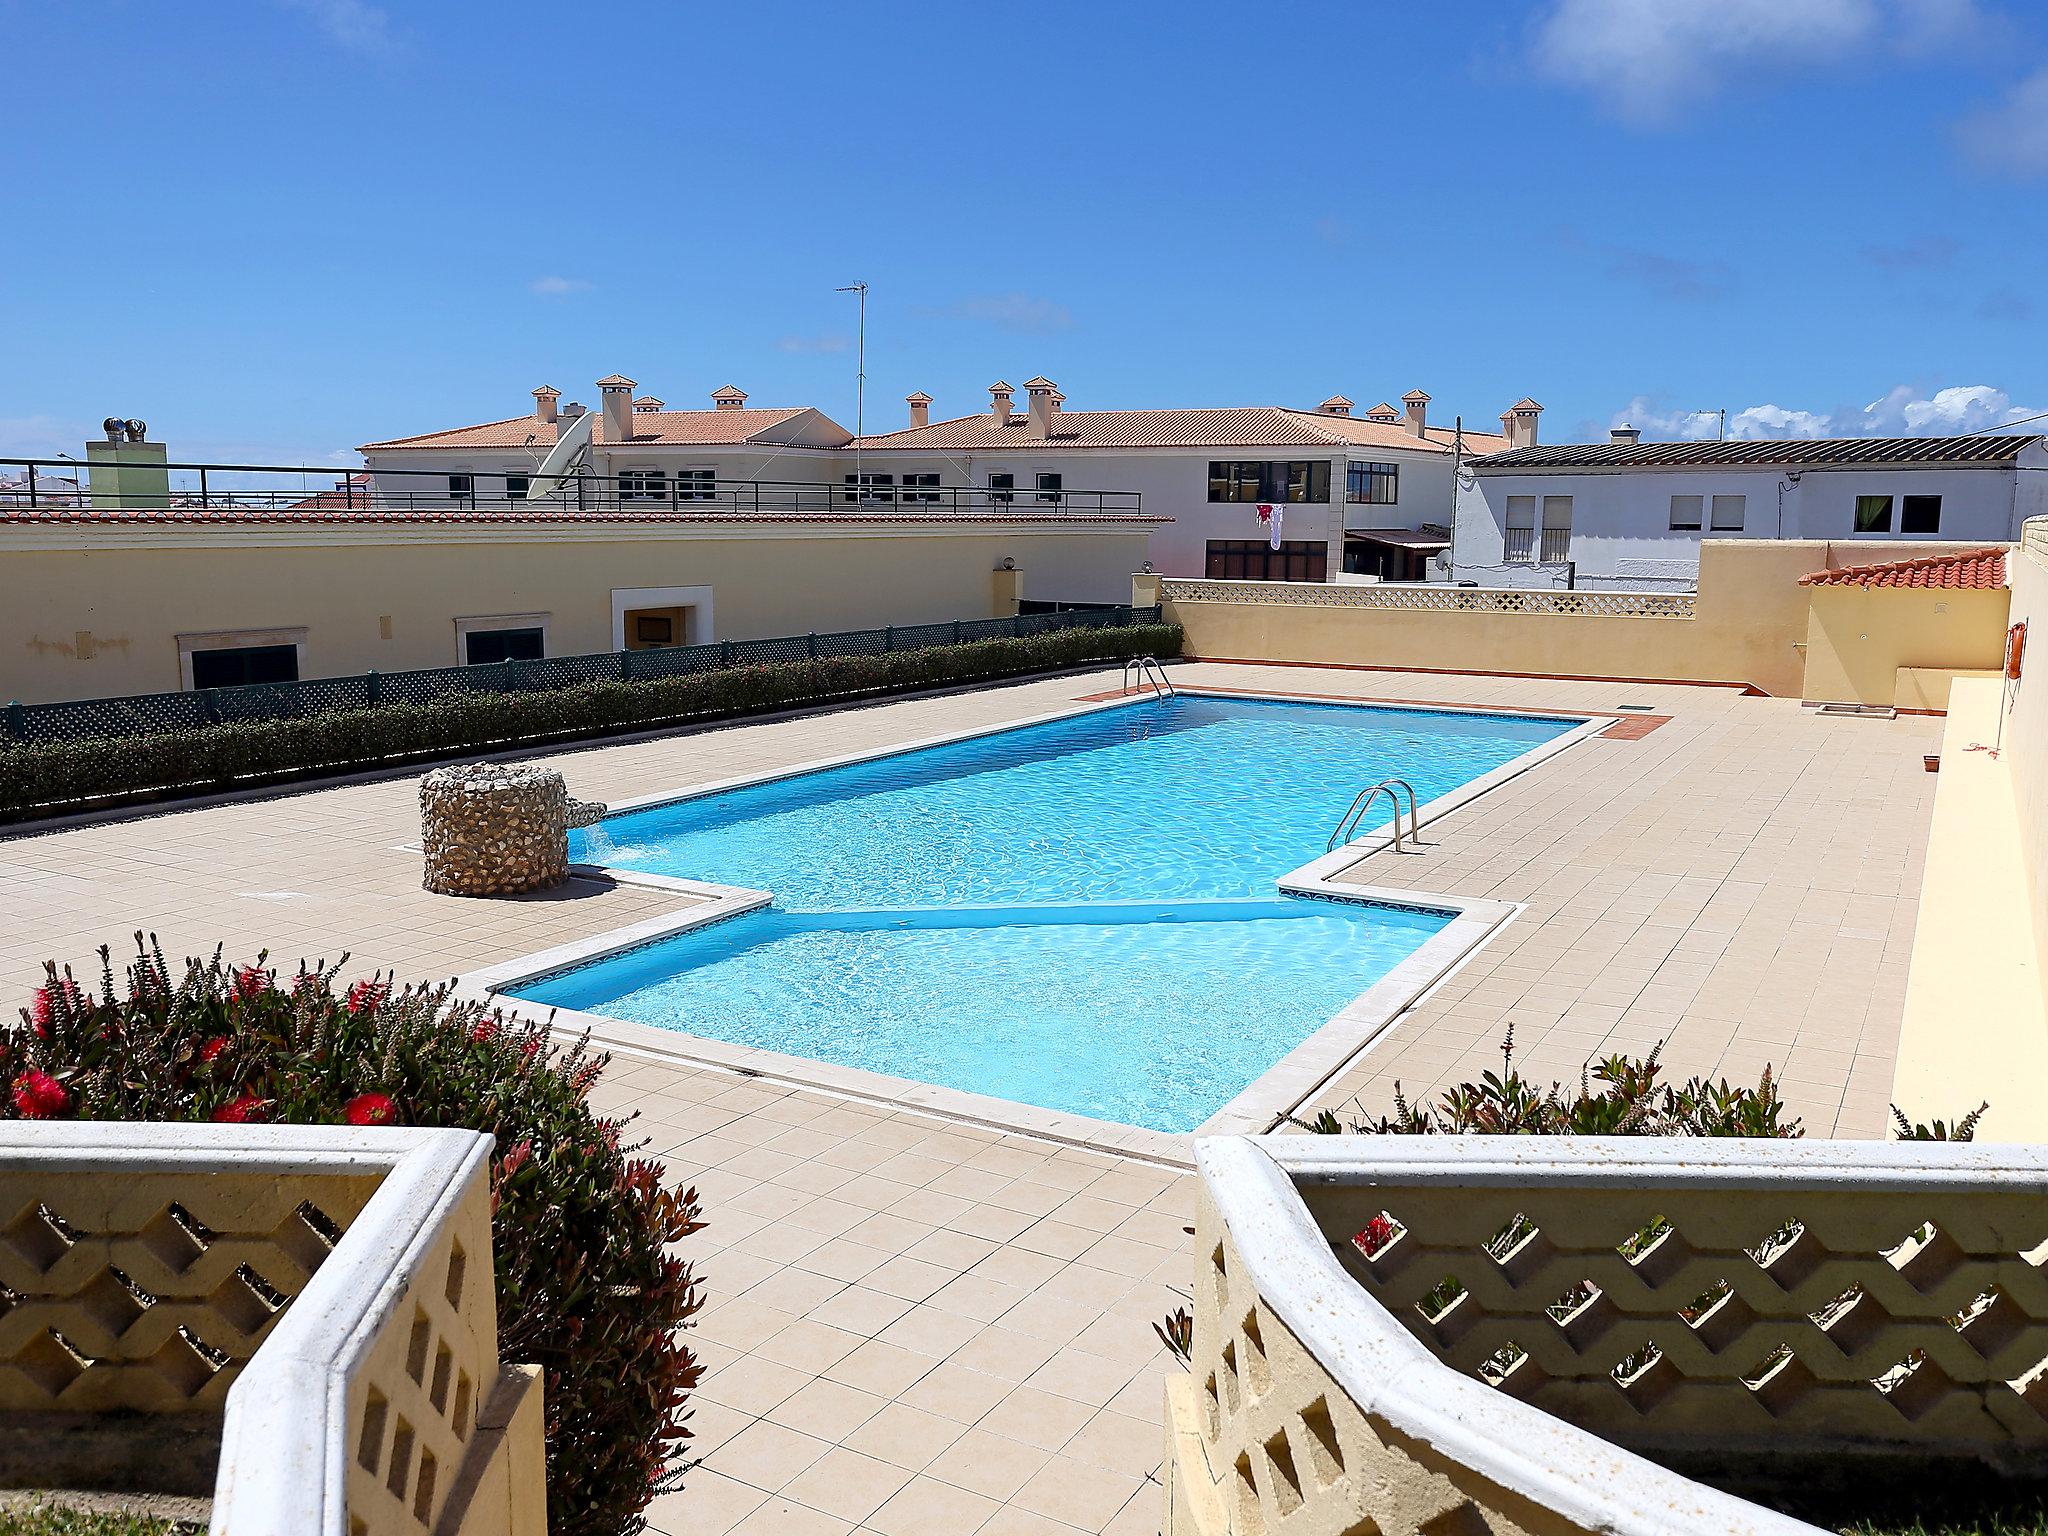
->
xmin=506 ymin=694 xmax=1582 ymax=1135
xmin=515 ymin=897 xmax=1454 ymax=1133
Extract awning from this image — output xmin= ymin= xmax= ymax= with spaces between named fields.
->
xmin=1345 ymin=528 xmax=1451 ymax=551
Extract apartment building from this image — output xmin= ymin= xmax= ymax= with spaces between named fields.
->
xmin=359 ymin=375 xmax=1530 ymax=584
xmin=1454 ymin=430 xmax=2048 ymax=590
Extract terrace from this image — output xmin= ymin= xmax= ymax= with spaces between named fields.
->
xmin=2 ymin=528 xmax=2041 ymax=1534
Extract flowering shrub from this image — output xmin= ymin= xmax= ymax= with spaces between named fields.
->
xmin=7 ymin=939 xmax=704 ymax=1536
xmin=0 ymin=623 xmax=1184 ymax=820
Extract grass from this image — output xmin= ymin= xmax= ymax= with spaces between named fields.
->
xmin=0 ymin=1503 xmax=191 ymax=1536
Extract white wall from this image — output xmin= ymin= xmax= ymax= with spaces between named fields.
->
xmin=1453 ymin=447 xmax=2042 ymax=589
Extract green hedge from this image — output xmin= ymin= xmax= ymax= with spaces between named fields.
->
xmin=0 ymin=623 xmax=1182 ymax=821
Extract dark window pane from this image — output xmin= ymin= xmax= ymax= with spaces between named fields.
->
xmin=465 ymin=627 xmax=545 ymax=665
xmin=191 ymin=644 xmax=299 ymax=689
xmin=1855 ymin=494 xmax=1893 ymax=533
xmin=505 ymin=475 xmax=529 ymax=501
xmin=1901 ymin=494 xmax=1942 ymax=534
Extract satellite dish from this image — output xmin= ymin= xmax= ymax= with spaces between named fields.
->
xmin=523 ymin=405 xmax=594 ymax=501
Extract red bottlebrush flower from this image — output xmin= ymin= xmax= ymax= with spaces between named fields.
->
xmin=519 ymin=1036 xmax=544 ymax=1064
xmin=1354 ymin=1214 xmax=1398 ymax=1259
xmin=11 ymin=1069 xmax=69 ymax=1119
xmin=470 ymin=1014 xmax=501 ymax=1043
xmin=198 ymin=1036 xmax=231 ymax=1064
xmin=344 ymin=1092 xmax=399 ymax=1127
xmin=211 ymin=1092 xmax=268 ymax=1124
xmin=232 ymin=965 xmax=271 ymax=1002
xmin=28 ymin=977 xmax=84 ymax=1038
xmin=345 ymin=978 xmax=389 ymax=1013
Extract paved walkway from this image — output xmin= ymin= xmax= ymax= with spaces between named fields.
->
xmin=0 ymin=662 xmax=1942 ymax=1534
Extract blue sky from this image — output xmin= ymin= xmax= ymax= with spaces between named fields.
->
xmin=5 ymin=0 xmax=2048 ymax=462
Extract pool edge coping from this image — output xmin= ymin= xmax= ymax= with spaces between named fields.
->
xmin=455 ymin=682 xmax=1603 ymax=1167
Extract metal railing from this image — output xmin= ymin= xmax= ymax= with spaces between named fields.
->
xmin=1122 ymin=655 xmax=1177 ymax=699
xmin=0 ymin=457 xmax=1146 ymax=518
xmin=1 ymin=605 xmax=1165 ymax=746
xmin=1327 ymin=778 xmax=1420 ymax=853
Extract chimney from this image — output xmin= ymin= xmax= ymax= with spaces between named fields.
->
xmin=711 ymin=385 xmax=748 ymax=411
xmin=989 ymin=380 xmax=1015 ymax=427
xmin=906 ymin=391 xmax=932 ymax=429
xmin=1050 ymin=390 xmax=1064 ymax=413
xmin=1402 ymin=389 xmax=1430 ymax=439
xmin=1610 ymin=425 xmax=1640 ymax=446
xmin=633 ymin=395 xmax=665 ymax=414
xmin=1364 ymin=402 xmax=1401 ymax=424
xmin=1317 ymin=395 xmax=1354 ymax=417
xmin=532 ymin=385 xmax=560 ymax=424
xmin=596 ymin=374 xmax=635 ymax=442
xmin=1500 ymin=398 xmax=1544 ymax=450
xmin=1022 ymin=377 xmax=1057 ymax=437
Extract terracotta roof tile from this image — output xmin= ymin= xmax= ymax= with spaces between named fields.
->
xmin=361 ymin=408 xmax=824 ymax=451
xmin=1476 ymin=434 xmax=2039 ymax=471
xmin=1799 ymin=547 xmax=2008 ymax=589
xmin=855 ymin=405 xmax=1461 ymax=454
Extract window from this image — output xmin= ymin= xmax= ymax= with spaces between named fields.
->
xmin=842 ymin=472 xmax=895 ymax=505
xmin=988 ymin=472 xmax=1015 ymax=504
xmin=1902 ymin=494 xmax=1942 ymax=534
xmin=447 ymin=474 xmax=472 ymax=502
xmin=1208 ymin=461 xmax=1332 ymax=504
xmin=190 ymin=644 xmax=299 ymax=689
xmin=676 ymin=468 xmax=715 ymax=502
xmin=1540 ymin=495 xmax=1572 ymax=562
xmin=619 ymin=468 xmax=667 ymax=502
xmin=1204 ymin=539 xmax=1328 ymax=582
xmin=464 ymin=627 xmax=544 ymax=665
xmin=1504 ymin=494 xmax=1537 ymax=561
xmin=503 ymin=474 xmax=528 ymax=501
xmin=1710 ymin=494 xmax=1745 ymax=531
xmin=1208 ymin=462 xmax=1265 ymax=503
xmin=1855 ymin=494 xmax=1894 ymax=533
xmin=902 ymin=471 xmax=942 ymax=505
xmin=1347 ymin=461 xmax=1399 ymax=504
xmin=634 ymin=614 xmax=674 ymax=646
xmin=1035 ymin=471 xmax=1063 ymax=503
xmin=1669 ymin=495 xmax=1703 ymax=531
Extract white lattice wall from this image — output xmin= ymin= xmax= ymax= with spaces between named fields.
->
xmin=1168 ymin=1137 xmax=1863 ymax=1536
xmin=0 ymin=1125 xmax=542 ymax=1536
xmin=1161 ymin=578 xmax=1698 ymax=619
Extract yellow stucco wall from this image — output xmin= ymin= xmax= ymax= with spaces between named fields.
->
xmin=1799 ymin=584 xmax=2009 ymax=708
xmin=1162 ymin=541 xmax=2012 ymax=698
xmin=0 ymin=525 xmax=1151 ymax=703
xmin=1166 ymin=542 xmax=1831 ymax=695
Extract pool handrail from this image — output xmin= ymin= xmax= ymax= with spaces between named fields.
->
xmin=1327 ymin=777 xmax=1421 ymax=853
xmin=1122 ymin=655 xmax=1177 ymax=700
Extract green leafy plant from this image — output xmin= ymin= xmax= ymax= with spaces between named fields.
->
xmin=1299 ymin=1028 xmax=1805 ymax=1139
xmin=1892 ymin=1102 xmax=1988 ymax=1142
xmin=1153 ymin=1305 xmax=1194 ymax=1366
xmin=8 ymin=938 xmax=704 ymax=1536
xmin=0 ymin=623 xmax=1184 ymax=821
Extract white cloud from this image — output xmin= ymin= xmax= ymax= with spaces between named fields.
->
xmin=776 ymin=333 xmax=850 ymax=354
xmin=1531 ymin=0 xmax=1999 ymax=125
xmin=1956 ymin=65 xmax=2048 ymax=175
xmin=276 ymin=0 xmax=396 ymax=56
xmin=951 ymin=293 xmax=1074 ymax=336
xmin=1612 ymin=384 xmax=2044 ymax=440
xmin=528 ymin=275 xmax=592 ymax=297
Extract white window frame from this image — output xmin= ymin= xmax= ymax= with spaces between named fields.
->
xmin=617 ymin=466 xmax=668 ymax=503
xmin=676 ymin=466 xmax=717 ymax=503
xmin=453 ymin=612 xmax=551 ymax=666
xmin=609 ymin=585 xmax=715 ymax=650
xmin=176 ymin=626 xmax=309 ymax=691
xmin=1539 ymin=495 xmax=1573 ymax=562
xmin=1035 ymin=470 xmax=1063 ymax=504
xmin=901 ymin=471 xmax=942 ymax=505
xmin=1504 ymin=494 xmax=1537 ymax=561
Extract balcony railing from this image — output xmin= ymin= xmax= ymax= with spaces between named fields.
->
xmin=0 ymin=457 xmax=1145 ymax=518
xmin=1501 ymin=527 xmax=1572 ymax=563
xmin=2 ymin=1123 xmax=542 ymax=1536
xmin=1169 ymin=1134 xmax=2048 ymax=1536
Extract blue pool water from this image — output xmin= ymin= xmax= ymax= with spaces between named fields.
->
xmin=518 ymin=696 xmax=1579 ymax=1131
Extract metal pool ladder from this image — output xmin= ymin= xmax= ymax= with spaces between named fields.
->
xmin=1123 ymin=655 xmax=1176 ymax=699
xmin=1326 ymin=778 xmax=1422 ymax=853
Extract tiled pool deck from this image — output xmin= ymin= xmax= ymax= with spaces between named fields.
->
xmin=0 ymin=662 xmax=1940 ymax=1535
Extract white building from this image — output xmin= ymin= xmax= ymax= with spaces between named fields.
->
xmin=360 ymin=375 xmax=1530 ymax=591
xmin=1452 ymin=430 xmax=2048 ymax=590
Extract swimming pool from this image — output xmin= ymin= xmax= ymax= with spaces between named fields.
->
xmin=506 ymin=695 xmax=1582 ymax=1133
